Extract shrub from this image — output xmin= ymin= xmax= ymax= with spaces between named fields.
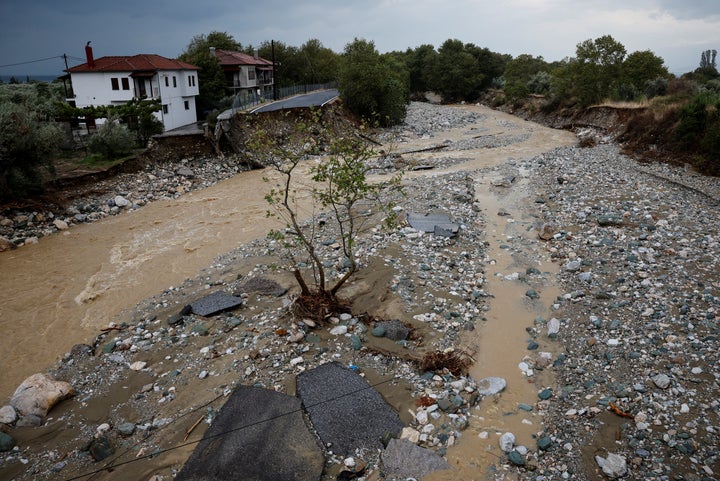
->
xmin=527 ymin=71 xmax=552 ymax=94
xmin=0 ymin=102 xmax=63 ymax=199
xmin=645 ymin=77 xmax=668 ymax=98
xmin=87 ymin=116 xmax=135 ymax=159
xmin=674 ymin=92 xmax=720 ymax=174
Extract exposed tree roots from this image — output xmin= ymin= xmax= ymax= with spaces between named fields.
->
xmin=293 ymin=290 xmax=351 ymax=323
xmin=419 ymin=350 xmax=471 ymax=376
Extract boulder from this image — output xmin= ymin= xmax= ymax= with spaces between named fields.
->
xmin=10 ymin=373 xmax=75 ymax=417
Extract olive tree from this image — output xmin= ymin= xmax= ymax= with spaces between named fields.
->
xmin=0 ymin=102 xmax=63 ymax=200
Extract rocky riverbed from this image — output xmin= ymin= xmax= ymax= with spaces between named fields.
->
xmin=1 ymin=102 xmax=719 ymax=481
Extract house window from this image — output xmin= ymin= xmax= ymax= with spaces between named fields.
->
xmin=121 ymin=78 xmax=130 ymax=90
xmin=184 ymin=100 xmax=190 ymax=110
xmin=248 ymin=70 xmax=256 ymax=80
xmin=165 ymin=77 xmax=169 ymax=87
xmin=162 ymin=104 xmax=169 ymax=114
xmin=188 ymin=75 xmax=196 ymax=87
xmin=111 ymin=78 xmax=119 ymax=90
xmin=172 ymin=76 xmax=177 ymax=88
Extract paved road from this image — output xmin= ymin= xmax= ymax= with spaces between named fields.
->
xmin=250 ymin=89 xmax=339 ymax=113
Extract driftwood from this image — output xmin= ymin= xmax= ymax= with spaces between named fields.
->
xmin=400 ymin=144 xmax=449 ymax=155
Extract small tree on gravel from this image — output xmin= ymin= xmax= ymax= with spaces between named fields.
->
xmin=253 ymin=109 xmax=402 ymax=319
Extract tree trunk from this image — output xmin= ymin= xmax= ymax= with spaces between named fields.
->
xmin=293 ymin=269 xmax=311 ymax=297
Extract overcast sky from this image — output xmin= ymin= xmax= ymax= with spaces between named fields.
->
xmin=1 ymin=0 xmax=718 ymax=78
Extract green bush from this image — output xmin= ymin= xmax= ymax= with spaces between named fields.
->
xmin=675 ymin=92 xmax=720 ymax=174
xmin=0 ymin=102 xmax=63 ymax=199
xmin=87 ymin=116 xmax=135 ymax=159
xmin=645 ymin=77 xmax=668 ymax=98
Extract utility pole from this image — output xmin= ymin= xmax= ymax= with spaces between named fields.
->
xmin=271 ymin=40 xmax=278 ymax=101
xmin=62 ymin=54 xmax=70 ymax=98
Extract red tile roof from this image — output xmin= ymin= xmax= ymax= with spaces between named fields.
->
xmin=214 ymin=49 xmax=273 ymax=67
xmin=67 ymin=54 xmax=199 ymax=73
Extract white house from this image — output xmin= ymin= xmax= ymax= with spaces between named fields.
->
xmin=66 ymin=44 xmax=200 ymax=132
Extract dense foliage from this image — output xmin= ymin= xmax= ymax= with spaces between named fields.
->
xmin=256 ymin=38 xmax=339 ymax=87
xmin=178 ymin=31 xmax=243 ymax=115
xmin=338 ymin=38 xmax=409 ymax=126
xmin=0 ymin=101 xmax=63 ymax=200
xmin=675 ymin=92 xmax=720 ymax=173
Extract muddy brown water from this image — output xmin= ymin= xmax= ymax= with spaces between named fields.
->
xmin=0 ymin=105 xmax=576 ymax=478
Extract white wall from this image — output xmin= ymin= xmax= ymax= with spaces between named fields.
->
xmin=71 ymin=69 xmax=199 ymax=131
xmin=156 ymin=69 xmax=199 ymax=130
xmin=70 ymin=72 xmax=135 ymax=107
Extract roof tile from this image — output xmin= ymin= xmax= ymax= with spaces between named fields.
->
xmin=67 ymin=54 xmax=198 ymax=73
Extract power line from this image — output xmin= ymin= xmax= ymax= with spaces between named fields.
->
xmin=0 ymin=55 xmax=65 ymax=69
xmin=61 ymin=374 xmax=399 ymax=481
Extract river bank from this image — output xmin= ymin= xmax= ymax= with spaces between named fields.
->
xmin=1 ymin=102 xmax=719 ymax=480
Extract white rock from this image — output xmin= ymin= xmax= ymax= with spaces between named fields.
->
xmin=400 ymin=426 xmax=420 ymax=443
xmin=10 ymin=373 xmax=75 ymax=417
xmin=680 ymin=403 xmax=690 ymax=413
xmin=329 ymin=325 xmax=348 ymax=336
xmin=0 ymin=405 xmax=18 ymax=424
xmin=499 ymin=432 xmax=515 ymax=452
xmin=652 ymin=373 xmax=671 ymax=389
xmin=288 ymin=331 xmax=305 ymax=343
xmin=565 ymin=260 xmax=582 ymax=272
xmin=96 ymin=423 xmax=111 ymax=435
xmin=450 ymin=379 xmax=466 ymax=391
xmin=289 ymin=356 xmax=304 ymax=366
xmin=114 ymin=195 xmax=131 ymax=207
xmin=415 ymin=409 xmax=428 ymax=425
xmin=595 ymin=452 xmax=627 ymax=478
xmin=129 ymin=361 xmax=147 ymax=371
xmin=339 ymin=313 xmax=353 ymax=322
xmin=548 ymin=318 xmax=561 ymax=335
xmin=476 ymin=377 xmax=507 ymax=396
xmin=343 ymin=457 xmax=355 ymax=468
xmin=53 ymin=219 xmax=69 ymax=230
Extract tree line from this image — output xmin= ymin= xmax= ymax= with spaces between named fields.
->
xmin=1 ymin=32 xmax=719 ymax=200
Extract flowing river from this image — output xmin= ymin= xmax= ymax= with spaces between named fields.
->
xmin=0 ymin=105 xmax=576 ymax=478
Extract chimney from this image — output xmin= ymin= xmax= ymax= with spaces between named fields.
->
xmin=254 ymin=48 xmax=258 ymax=59
xmin=85 ymin=41 xmax=95 ymax=68
xmin=209 ymin=46 xmax=216 ymax=57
